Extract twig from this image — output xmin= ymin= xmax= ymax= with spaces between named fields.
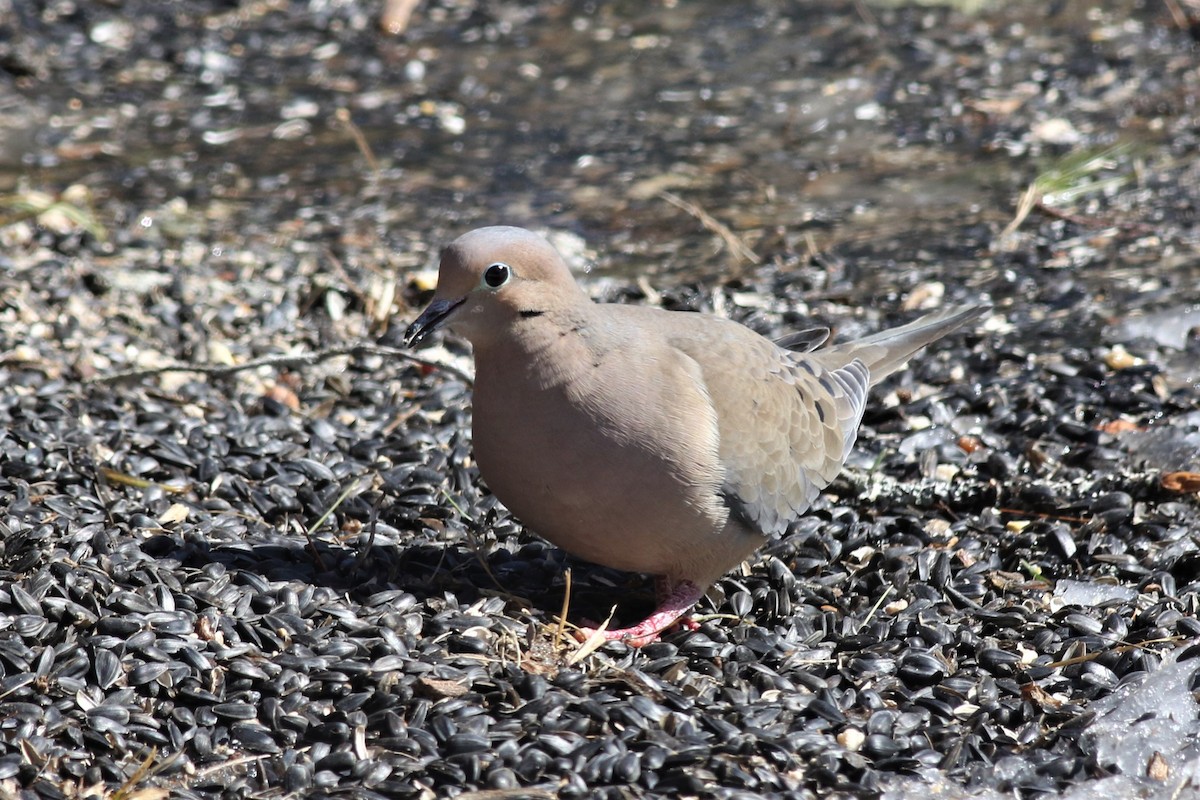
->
xmin=380 ymin=0 xmax=423 ymax=35
xmin=997 ymin=507 xmax=1090 ymax=525
xmin=659 ymin=191 xmax=761 ymax=265
xmin=87 ymin=344 xmax=474 ymax=386
xmin=334 ymin=108 xmax=380 ymax=175
xmin=189 ymin=754 xmax=267 ymax=780
xmin=454 ymin=788 xmax=556 ymax=800
xmin=1044 ymin=635 xmax=1184 ymax=669
xmin=1033 ymin=201 xmax=1156 ymax=235
xmin=323 ymin=248 xmax=366 ymax=300
xmin=1163 ymin=0 xmax=1191 ymax=31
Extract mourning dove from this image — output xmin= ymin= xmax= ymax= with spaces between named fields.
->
xmin=404 ymin=226 xmax=988 ymax=646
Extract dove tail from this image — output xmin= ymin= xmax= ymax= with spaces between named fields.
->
xmin=815 ymin=304 xmax=989 ymax=386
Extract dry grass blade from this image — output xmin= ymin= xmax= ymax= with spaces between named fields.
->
xmin=1001 ymin=144 xmax=1132 ymax=241
xmin=556 ymin=568 xmax=573 ymax=644
xmin=110 ymin=748 xmax=162 ymax=800
xmin=308 ymin=477 xmax=371 ymax=538
xmin=999 ymin=181 xmax=1040 ymax=241
xmin=0 ymin=187 xmax=108 ymax=241
xmin=659 ymin=191 xmax=761 ymax=265
xmin=99 ymin=468 xmax=189 ymax=495
xmin=854 ymin=585 xmax=894 ymax=634
xmin=567 ymin=607 xmax=617 ymax=665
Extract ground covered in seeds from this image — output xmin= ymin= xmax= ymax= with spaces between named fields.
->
xmin=2 ymin=1 xmax=1200 ymax=798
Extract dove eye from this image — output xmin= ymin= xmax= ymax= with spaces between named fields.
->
xmin=483 ymin=263 xmax=512 ymax=289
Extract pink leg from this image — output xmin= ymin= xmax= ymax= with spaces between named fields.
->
xmin=655 ymin=576 xmax=700 ymax=631
xmin=577 ymin=580 xmax=705 ymax=647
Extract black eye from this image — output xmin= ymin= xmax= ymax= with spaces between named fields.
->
xmin=483 ymin=262 xmax=511 ymax=288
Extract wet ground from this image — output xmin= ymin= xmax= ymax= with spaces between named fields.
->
xmin=2 ymin=1 xmax=1200 ymax=798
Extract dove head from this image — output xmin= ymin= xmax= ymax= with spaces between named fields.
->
xmin=404 ymin=226 xmax=586 ymax=349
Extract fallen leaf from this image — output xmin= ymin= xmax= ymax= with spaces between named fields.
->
xmin=1096 ymin=419 xmax=1141 ymax=435
xmin=1162 ymin=472 xmax=1200 ymax=493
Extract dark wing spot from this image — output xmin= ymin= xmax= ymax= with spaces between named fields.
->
xmin=818 ymin=374 xmax=835 ymax=394
xmin=814 ymin=400 xmax=825 ymax=423
xmin=720 ymin=486 xmax=762 ymax=534
xmin=519 ymin=309 xmax=546 ymax=319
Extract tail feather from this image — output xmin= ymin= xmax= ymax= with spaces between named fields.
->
xmin=811 ymin=305 xmax=989 ymax=385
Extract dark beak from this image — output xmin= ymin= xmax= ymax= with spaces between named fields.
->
xmin=398 ymin=297 xmax=463 ymax=347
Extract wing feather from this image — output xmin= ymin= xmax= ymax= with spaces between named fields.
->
xmin=653 ymin=304 xmax=986 ymax=540
xmin=671 ymin=323 xmax=869 ymax=539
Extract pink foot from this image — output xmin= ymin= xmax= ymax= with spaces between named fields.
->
xmin=654 ymin=576 xmax=701 ymax=631
xmin=576 ymin=580 xmax=705 ymax=647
